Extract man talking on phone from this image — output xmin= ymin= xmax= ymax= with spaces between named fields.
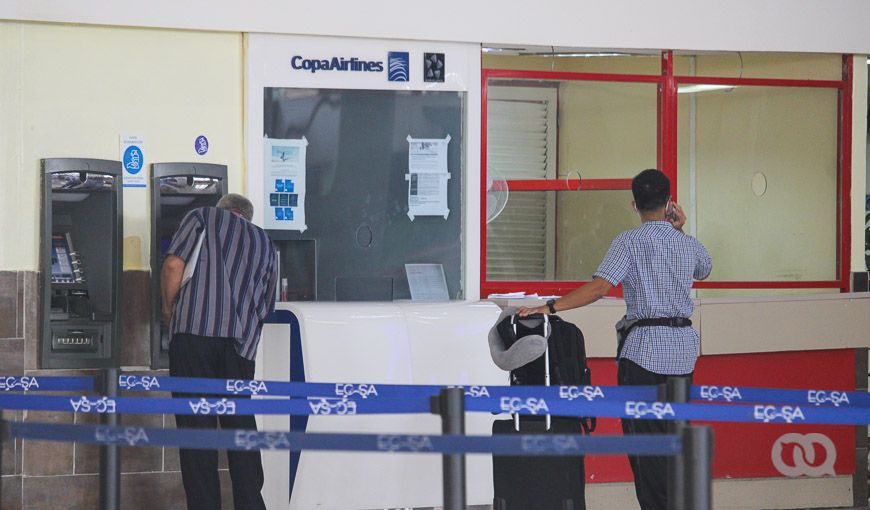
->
xmin=520 ymin=168 xmax=712 ymax=510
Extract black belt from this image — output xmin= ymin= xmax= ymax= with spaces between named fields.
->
xmin=617 ymin=317 xmax=692 ymax=360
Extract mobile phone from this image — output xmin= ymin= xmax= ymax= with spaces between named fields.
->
xmin=665 ymin=200 xmax=678 ymax=222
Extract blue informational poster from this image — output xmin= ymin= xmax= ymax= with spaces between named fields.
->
xmin=263 ymin=137 xmax=308 ymax=231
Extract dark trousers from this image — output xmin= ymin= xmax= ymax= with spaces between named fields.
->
xmin=618 ymin=358 xmax=692 ymax=510
xmin=169 ymin=333 xmax=266 ymax=510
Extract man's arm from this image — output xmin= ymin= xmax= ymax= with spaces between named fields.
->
xmin=161 ymin=254 xmax=185 ymax=324
xmin=518 ymin=277 xmax=613 ymax=316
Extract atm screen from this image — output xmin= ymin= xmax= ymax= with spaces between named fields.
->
xmin=50 ymin=234 xmax=77 ymax=284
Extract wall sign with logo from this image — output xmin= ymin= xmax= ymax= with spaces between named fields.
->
xmin=120 ymin=134 xmax=146 ymax=188
xmin=195 ymin=135 xmax=209 ymax=156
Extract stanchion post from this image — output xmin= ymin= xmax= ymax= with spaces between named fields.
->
xmin=430 ymin=387 xmax=466 ymax=510
xmin=682 ymin=425 xmax=713 ymax=510
xmin=99 ymin=368 xmax=120 ymax=510
xmin=662 ymin=377 xmax=689 ymax=510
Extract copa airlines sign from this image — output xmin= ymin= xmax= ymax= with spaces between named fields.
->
xmin=291 ymin=55 xmax=384 ymax=74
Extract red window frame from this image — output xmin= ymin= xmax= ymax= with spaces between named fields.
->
xmin=481 ymin=52 xmax=854 ymax=297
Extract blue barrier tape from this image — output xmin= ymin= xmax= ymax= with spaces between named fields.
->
xmin=9 ymin=421 xmax=682 ymax=457
xmin=0 ymin=394 xmax=428 ymax=416
xmin=118 ymin=375 xmax=658 ymax=401
xmin=119 ymin=376 xmax=870 ymax=410
xmin=0 ymin=376 xmax=93 ymax=392
xmin=691 ymin=385 xmax=868 ymax=408
xmin=3 ymin=392 xmax=870 ymax=425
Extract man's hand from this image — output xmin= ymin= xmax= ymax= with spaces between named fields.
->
xmin=161 ymin=254 xmax=186 ymax=326
xmin=669 ymin=201 xmax=687 ymax=232
xmin=517 ymin=305 xmax=549 ymax=317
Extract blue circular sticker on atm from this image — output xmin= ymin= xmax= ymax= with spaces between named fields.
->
xmin=123 ymin=146 xmax=143 ymax=174
xmin=195 ymin=135 xmax=209 ymax=155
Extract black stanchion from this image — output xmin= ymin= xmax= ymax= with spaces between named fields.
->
xmin=661 ymin=377 xmax=690 ymax=510
xmin=682 ymin=426 xmax=713 ymax=510
xmin=99 ymin=368 xmax=120 ymax=510
xmin=430 ymin=387 xmax=466 ymax=510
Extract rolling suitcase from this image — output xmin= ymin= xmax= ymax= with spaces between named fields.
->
xmin=492 ymin=313 xmax=590 ymax=510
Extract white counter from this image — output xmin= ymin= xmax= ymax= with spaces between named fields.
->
xmin=254 ymin=300 xmax=504 ymax=510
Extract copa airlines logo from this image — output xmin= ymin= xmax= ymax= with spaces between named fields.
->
xmin=0 ymin=376 xmax=40 ymax=391
xmin=334 ymin=384 xmax=378 ymax=399
xmin=499 ymin=397 xmax=549 ymax=415
xmin=522 ymin=435 xmax=581 ymax=455
xmin=226 ymin=379 xmax=269 ymax=396
xmin=70 ymin=396 xmax=117 ymax=414
xmin=118 ymin=375 xmax=160 ymax=391
xmin=771 ymin=433 xmax=836 ymax=477
xmin=290 ymin=55 xmax=384 ymax=74
xmin=234 ymin=431 xmax=291 ymax=451
xmin=308 ymin=397 xmax=357 ymax=415
xmin=95 ymin=426 xmax=149 ymax=446
xmin=377 ymin=435 xmax=435 ymax=452
xmin=806 ymin=390 xmax=850 ymax=407
xmin=188 ymin=398 xmax=236 ymax=415
xmin=698 ymin=385 xmax=743 ymax=402
xmin=625 ymin=401 xmax=675 ymax=420
xmin=753 ymin=405 xmax=806 ymax=423
xmin=558 ymin=385 xmax=605 ymax=402
xmin=387 ymin=51 xmax=409 ymax=82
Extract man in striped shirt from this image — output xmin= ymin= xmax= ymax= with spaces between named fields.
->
xmin=161 ymin=193 xmax=277 ymax=510
xmin=521 ymin=169 xmax=711 ymax=510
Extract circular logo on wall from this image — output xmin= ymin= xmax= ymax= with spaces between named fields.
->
xmin=771 ymin=432 xmax=836 ymax=477
xmin=123 ymin=145 xmax=143 ymax=174
xmin=195 ymin=135 xmax=209 ymax=155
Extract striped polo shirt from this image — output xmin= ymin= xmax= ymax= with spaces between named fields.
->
xmin=594 ymin=221 xmax=712 ymax=375
xmin=167 ymin=206 xmax=278 ymax=360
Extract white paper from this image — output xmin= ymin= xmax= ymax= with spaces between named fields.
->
xmin=120 ymin=134 xmax=147 ymax=188
xmin=406 ymin=135 xmax=451 ymax=220
xmin=408 ymin=134 xmax=450 ymax=174
xmin=181 ymin=230 xmax=205 ymax=287
xmin=405 ymin=264 xmax=449 ymax=301
xmin=263 ymin=137 xmax=308 ymax=232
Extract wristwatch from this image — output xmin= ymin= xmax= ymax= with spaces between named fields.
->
xmin=546 ymin=299 xmax=557 ymax=314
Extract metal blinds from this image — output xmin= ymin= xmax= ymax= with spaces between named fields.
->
xmin=486 ymin=86 xmax=557 ymax=281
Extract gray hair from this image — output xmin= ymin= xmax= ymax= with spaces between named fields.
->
xmin=216 ymin=193 xmax=254 ymax=221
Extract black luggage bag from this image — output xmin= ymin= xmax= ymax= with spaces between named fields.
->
xmin=492 ymin=313 xmax=592 ymax=510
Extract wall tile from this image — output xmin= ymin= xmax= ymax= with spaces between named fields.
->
xmin=120 ymin=270 xmax=152 ymax=367
xmin=2 ymin=475 xmax=22 ymax=510
xmin=22 ymin=473 xmax=98 ymax=510
xmin=0 ymin=271 xmax=21 ymax=339
xmin=21 ymin=410 xmax=74 ymax=476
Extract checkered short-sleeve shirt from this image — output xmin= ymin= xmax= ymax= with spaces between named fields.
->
xmin=594 ymin=221 xmax=712 ymax=375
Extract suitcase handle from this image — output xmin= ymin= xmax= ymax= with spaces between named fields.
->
xmin=512 ymin=313 xmax=551 ymax=432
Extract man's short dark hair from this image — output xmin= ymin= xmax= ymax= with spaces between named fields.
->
xmin=632 ymin=169 xmax=670 ymax=212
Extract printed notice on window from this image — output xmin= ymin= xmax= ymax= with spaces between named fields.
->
xmin=264 ymin=137 xmax=308 ymax=232
xmin=405 ymin=263 xmax=449 ymax=301
xmin=405 ymin=135 xmax=450 ymax=220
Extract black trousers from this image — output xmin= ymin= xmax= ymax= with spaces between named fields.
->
xmin=618 ymin=358 xmax=692 ymax=510
xmin=169 ymin=333 xmax=266 ymax=510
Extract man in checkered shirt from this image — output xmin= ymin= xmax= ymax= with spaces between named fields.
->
xmin=521 ymin=169 xmax=711 ymax=510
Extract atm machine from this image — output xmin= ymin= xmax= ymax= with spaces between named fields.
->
xmin=41 ymin=158 xmax=122 ymax=368
xmin=150 ymin=162 xmax=227 ymax=369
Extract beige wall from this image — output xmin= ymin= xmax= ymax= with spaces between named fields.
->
xmin=0 ymin=22 xmax=244 ymax=271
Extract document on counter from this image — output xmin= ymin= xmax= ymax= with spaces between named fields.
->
xmin=405 ymin=263 xmax=449 ymax=301
xmin=264 ymin=137 xmax=307 ymax=232
xmin=405 ymin=135 xmax=451 ymax=220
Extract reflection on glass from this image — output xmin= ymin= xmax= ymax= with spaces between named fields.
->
xmin=486 ymin=190 xmax=637 ymax=282
xmin=487 ymin=78 xmax=657 ymax=179
xmin=677 ymin=85 xmax=839 ymax=285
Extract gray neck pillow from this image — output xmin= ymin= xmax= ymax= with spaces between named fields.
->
xmin=488 ymin=307 xmax=550 ymax=371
